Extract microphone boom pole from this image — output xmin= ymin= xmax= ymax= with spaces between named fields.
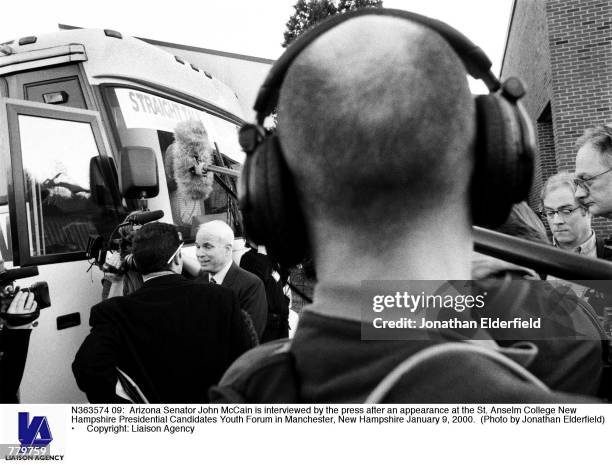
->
xmin=474 ymin=226 xmax=612 ymax=292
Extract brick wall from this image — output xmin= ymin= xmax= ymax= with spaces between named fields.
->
xmin=500 ymin=0 xmax=553 ymax=211
xmin=546 ymin=0 xmax=612 ymax=167
xmin=502 ymin=0 xmax=612 ymax=238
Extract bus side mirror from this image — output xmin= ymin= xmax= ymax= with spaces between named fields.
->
xmin=89 ymin=156 xmax=120 ymax=207
xmin=120 ymin=146 xmax=159 ymax=199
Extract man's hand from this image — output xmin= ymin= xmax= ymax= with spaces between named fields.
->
xmin=5 ymin=291 xmax=38 ymax=329
xmin=105 ymin=251 xmax=122 ymax=269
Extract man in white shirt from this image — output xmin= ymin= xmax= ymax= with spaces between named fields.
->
xmin=541 ymin=171 xmax=596 ymax=256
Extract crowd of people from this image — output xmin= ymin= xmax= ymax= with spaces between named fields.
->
xmin=3 ymin=8 xmax=612 ymax=404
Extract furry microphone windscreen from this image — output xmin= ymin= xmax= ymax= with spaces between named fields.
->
xmin=165 ymin=119 xmax=214 ymax=201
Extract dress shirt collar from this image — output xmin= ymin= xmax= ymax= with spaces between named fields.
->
xmin=211 ymin=259 xmax=233 ymax=285
xmin=553 ymin=231 xmax=596 ymax=257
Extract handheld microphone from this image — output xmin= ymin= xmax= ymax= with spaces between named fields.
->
xmin=0 ymin=266 xmax=39 ymax=286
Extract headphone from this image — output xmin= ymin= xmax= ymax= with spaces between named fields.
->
xmin=238 ymin=8 xmax=535 ymax=268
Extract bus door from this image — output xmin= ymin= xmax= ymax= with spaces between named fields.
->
xmin=0 ymin=98 xmax=124 ymax=402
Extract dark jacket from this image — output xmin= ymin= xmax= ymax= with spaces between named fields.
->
xmin=0 ymin=327 xmax=32 ymax=403
xmin=72 ymin=274 xmax=253 ymax=403
xmin=199 ymin=262 xmax=268 ymax=338
xmin=596 ymin=235 xmax=612 ymax=261
xmin=210 ymin=279 xmax=605 ymax=403
xmin=210 ymin=311 xmax=597 ymax=404
xmin=240 ymin=250 xmax=290 ymax=342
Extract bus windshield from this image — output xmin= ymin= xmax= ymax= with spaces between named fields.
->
xmin=104 ymin=87 xmax=243 ymax=241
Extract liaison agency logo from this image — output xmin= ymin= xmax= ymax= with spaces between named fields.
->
xmin=0 ymin=410 xmax=64 ymax=461
xmin=19 ymin=413 xmax=53 ymax=447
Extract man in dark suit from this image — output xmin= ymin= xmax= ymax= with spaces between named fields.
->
xmin=195 ymin=221 xmax=268 ymax=339
xmin=239 ymin=246 xmax=290 ymax=342
xmin=72 ymin=222 xmax=252 ymax=403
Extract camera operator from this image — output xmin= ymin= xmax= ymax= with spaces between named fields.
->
xmin=101 ymin=250 xmax=142 ymax=299
xmin=99 ymin=211 xmax=156 ymax=299
xmin=0 ymin=285 xmax=39 ymax=403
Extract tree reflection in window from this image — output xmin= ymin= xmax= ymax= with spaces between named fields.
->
xmin=18 ymin=115 xmax=120 ymax=256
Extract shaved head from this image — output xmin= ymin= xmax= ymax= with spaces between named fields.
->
xmin=277 ymin=16 xmax=475 ymax=238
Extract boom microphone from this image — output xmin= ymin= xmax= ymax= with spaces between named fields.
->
xmin=474 ymin=227 xmax=612 ymax=291
xmin=125 ymin=210 xmax=164 ymax=225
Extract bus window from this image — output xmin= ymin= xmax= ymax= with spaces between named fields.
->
xmin=103 ymin=87 xmax=243 ymax=241
xmin=24 ymin=76 xmax=87 ymax=109
xmin=14 ymin=114 xmax=122 ymax=258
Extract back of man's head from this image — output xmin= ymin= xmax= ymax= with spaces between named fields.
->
xmin=132 ymin=222 xmax=182 ymax=274
xmin=277 ymin=16 xmax=475 ymax=242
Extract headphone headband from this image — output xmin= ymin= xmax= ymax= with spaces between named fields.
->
xmin=255 ymin=7 xmax=500 ymax=123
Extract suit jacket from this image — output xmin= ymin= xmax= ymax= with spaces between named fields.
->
xmin=72 ymin=274 xmax=253 ymax=403
xmin=240 ymin=250 xmax=290 ymax=342
xmin=200 ymin=262 xmax=268 ymax=338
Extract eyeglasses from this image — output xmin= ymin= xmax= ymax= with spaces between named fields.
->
xmin=573 ymin=167 xmax=612 ymax=191
xmin=541 ymin=206 xmax=583 ymax=220
xmin=166 ymin=242 xmax=184 ymax=264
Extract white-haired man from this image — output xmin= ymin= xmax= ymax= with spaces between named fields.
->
xmin=195 ymin=221 xmax=267 ymax=338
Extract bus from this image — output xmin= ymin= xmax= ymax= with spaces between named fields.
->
xmin=0 ymin=28 xmax=248 ymax=402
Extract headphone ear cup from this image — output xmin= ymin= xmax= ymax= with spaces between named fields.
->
xmin=239 ymin=133 xmax=308 ymax=267
xmin=472 ymin=94 xmax=533 ymax=228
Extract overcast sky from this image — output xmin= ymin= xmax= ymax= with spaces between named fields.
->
xmin=1 ymin=0 xmax=513 ymax=73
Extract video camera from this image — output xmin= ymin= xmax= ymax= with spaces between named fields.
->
xmin=0 ymin=266 xmax=51 ymax=326
xmin=86 ymin=210 xmax=164 ymax=273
